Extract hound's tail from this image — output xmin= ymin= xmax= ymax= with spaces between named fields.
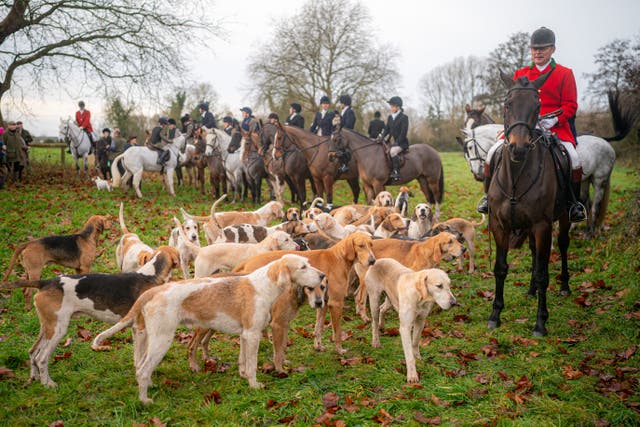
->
xmin=119 ymin=202 xmax=130 ymax=234
xmin=110 ymin=153 xmax=126 ymax=188
xmin=92 ymin=288 xmax=153 ymax=350
xmin=471 ymin=214 xmax=486 ymax=227
xmin=2 ymin=242 xmax=30 ymax=281
xmin=180 ymin=194 xmax=227 ymax=223
xmin=0 ymin=278 xmax=49 ymax=290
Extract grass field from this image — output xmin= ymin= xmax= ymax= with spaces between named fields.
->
xmin=0 ymin=148 xmax=638 ymax=426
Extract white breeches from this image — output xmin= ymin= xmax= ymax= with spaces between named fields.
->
xmin=390 ymin=146 xmax=403 ymax=157
xmin=485 ymin=139 xmax=580 ymax=170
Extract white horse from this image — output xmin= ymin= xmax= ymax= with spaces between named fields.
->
xmin=205 ymin=128 xmax=245 ymax=202
xmin=457 ymin=124 xmax=615 ymax=238
xmin=110 ymin=143 xmax=184 ymax=198
xmin=59 ymin=118 xmax=95 ymax=174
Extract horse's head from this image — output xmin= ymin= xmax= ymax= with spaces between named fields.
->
xmin=458 ymin=130 xmax=484 ymax=181
xmin=329 ymin=116 xmax=345 ymax=154
xmin=464 ymin=104 xmax=488 ymax=130
xmin=59 ymin=118 xmax=70 ymax=142
xmin=501 ymin=70 xmax=550 ymax=162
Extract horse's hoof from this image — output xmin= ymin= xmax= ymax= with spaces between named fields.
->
xmin=487 ymin=320 xmax=500 ymax=330
xmin=532 ymin=329 xmax=547 ymax=337
xmin=559 ymin=289 xmax=571 ymax=297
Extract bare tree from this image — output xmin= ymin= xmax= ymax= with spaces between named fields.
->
xmin=0 ymin=0 xmax=220 ymax=123
xmin=247 ymin=0 xmax=398 ymax=126
xmin=419 ymin=56 xmax=487 ymax=121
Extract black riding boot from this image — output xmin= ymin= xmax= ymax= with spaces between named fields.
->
xmin=337 ymin=151 xmax=350 ymax=174
xmin=568 ymin=168 xmax=587 ymax=223
xmin=477 ymin=163 xmax=491 ymax=214
xmin=390 ymin=156 xmax=401 ymax=181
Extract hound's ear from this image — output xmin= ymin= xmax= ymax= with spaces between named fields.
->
xmin=416 ymin=271 xmax=431 ymax=301
xmin=138 ymin=250 xmax=154 ymax=266
xmin=432 ymin=238 xmax=443 ymax=263
xmin=411 ymin=210 xmax=418 ymax=222
xmin=344 ymin=237 xmax=357 ymax=261
xmin=180 ymin=208 xmax=193 ymax=221
xmin=277 ymin=261 xmax=292 ymax=288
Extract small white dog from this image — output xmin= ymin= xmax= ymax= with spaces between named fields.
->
xmin=93 ymin=176 xmax=112 ymax=192
xmin=169 ymin=215 xmax=201 ymax=279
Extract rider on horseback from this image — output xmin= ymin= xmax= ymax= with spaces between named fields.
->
xmin=149 ymin=117 xmax=172 ymax=166
xmin=477 ymin=27 xmax=587 ymax=223
xmin=380 ymin=96 xmax=409 ymax=182
xmin=75 ymin=101 xmax=95 ymax=154
xmin=335 ymin=95 xmax=356 ymax=174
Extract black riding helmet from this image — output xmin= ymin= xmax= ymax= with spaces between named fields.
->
xmin=387 ymin=96 xmax=403 ymax=107
xmin=530 ymin=27 xmax=555 ymax=48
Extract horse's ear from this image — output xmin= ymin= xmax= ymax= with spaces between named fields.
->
xmin=465 ymin=104 xmax=471 ymax=113
xmin=499 ymin=70 xmax=515 ymax=89
xmin=480 ymin=106 xmax=485 ymax=114
xmin=532 ymin=71 xmax=551 ymax=89
xmin=456 ymin=136 xmax=464 ymax=147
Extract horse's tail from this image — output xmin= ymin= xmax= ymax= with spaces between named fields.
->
xmin=603 ymin=89 xmax=640 ymax=142
xmin=595 ymin=178 xmax=611 ymax=229
xmin=111 ymin=153 xmax=126 ymax=187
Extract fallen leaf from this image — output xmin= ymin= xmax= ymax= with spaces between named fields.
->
xmin=0 ymin=366 xmax=14 ymax=379
xmin=372 ymin=408 xmax=393 ymax=425
xmin=61 ymin=337 xmax=73 ymax=348
xmin=54 ymin=352 xmax=72 ymax=361
xmin=322 ymin=392 xmax=340 ymax=410
xmin=48 ymin=421 xmax=64 ymax=427
xmin=474 ymin=373 xmax=490 ymax=384
xmin=76 ymin=325 xmax=92 ymax=342
xmin=430 ymin=394 xmax=450 ymax=407
xmin=149 ymin=417 xmax=166 ymax=427
xmin=204 ymin=390 xmax=222 ymax=405
xmin=562 ymin=366 xmax=584 ymax=380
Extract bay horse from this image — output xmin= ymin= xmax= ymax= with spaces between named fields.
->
xmin=240 ymin=129 xmax=266 ymax=204
xmin=193 ymin=127 xmax=226 ymax=198
xmin=458 ymin=87 xmax=637 ymax=238
xmin=487 ymin=71 xmax=571 ymax=337
xmin=282 ymin=125 xmax=360 ymax=206
xmin=330 ymin=126 xmax=444 ymax=217
xmin=260 ymin=123 xmax=314 ymax=208
xmin=464 ymin=104 xmax=495 ymax=129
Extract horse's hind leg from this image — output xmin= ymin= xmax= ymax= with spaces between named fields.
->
xmin=132 ymin=171 xmax=144 ymax=198
xmin=557 ymin=216 xmax=571 ymax=296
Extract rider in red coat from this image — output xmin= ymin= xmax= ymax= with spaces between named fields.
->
xmin=75 ymin=100 xmax=95 ymax=151
xmin=477 ymin=27 xmax=586 ymax=223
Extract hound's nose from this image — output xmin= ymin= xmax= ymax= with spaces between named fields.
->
xmin=451 ymin=297 xmax=459 ymax=306
xmin=461 ymin=246 xmax=467 ymax=253
xmin=315 ymin=299 xmax=324 ymax=308
xmin=319 ymin=273 xmax=325 ymax=281
xmin=368 ymin=257 xmax=376 ymax=266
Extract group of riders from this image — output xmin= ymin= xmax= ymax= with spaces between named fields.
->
xmin=0 ymin=120 xmax=33 ymax=188
xmin=8 ymin=25 xmax=586 ymax=224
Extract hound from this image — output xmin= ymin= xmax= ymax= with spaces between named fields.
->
xmin=285 ymin=207 xmax=301 ymax=221
xmin=394 ymin=186 xmax=412 ymax=217
xmin=92 ymin=254 xmax=325 ymax=404
xmin=188 ymin=199 xmax=284 ymax=229
xmin=407 ymin=203 xmax=434 ymax=240
xmin=180 ymin=194 xmax=226 ymax=244
xmin=234 ymin=232 xmax=376 ymax=355
xmin=3 ymin=215 xmax=111 ymax=310
xmin=169 ymin=213 xmax=201 ymax=279
xmin=374 ymin=190 xmax=394 ymax=207
xmin=429 ymin=214 xmax=485 ymax=273
xmin=173 ymin=219 xmax=299 ymax=278
xmin=116 ymin=203 xmax=155 ymax=273
xmin=0 ymin=246 xmax=179 ymax=387
xmin=220 ymin=220 xmax=310 ymax=243
xmin=365 ymin=258 xmax=458 ymax=383
xmin=92 ymin=176 xmax=112 ymax=191
xmin=371 ymin=232 xmax=466 ymax=271
xmin=373 ymin=213 xmax=408 ymax=238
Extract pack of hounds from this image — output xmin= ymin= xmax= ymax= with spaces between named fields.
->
xmin=0 ymin=187 xmax=485 ymax=404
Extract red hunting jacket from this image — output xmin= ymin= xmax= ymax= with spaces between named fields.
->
xmin=75 ymin=109 xmax=94 ymax=133
xmin=514 ymin=60 xmax=577 ymax=145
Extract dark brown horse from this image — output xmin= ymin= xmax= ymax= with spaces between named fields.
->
xmin=193 ymin=127 xmax=227 ymax=199
xmin=330 ymin=127 xmax=444 ymax=216
xmin=464 ymin=104 xmax=495 ymax=129
xmin=282 ymin=125 xmax=360 ymax=206
xmin=260 ymin=123 xmax=314 ymax=208
xmin=487 ymin=72 xmax=571 ymax=337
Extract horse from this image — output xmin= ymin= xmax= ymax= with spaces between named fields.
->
xmin=206 ymin=128 xmax=245 ymax=202
xmin=193 ymin=127 xmax=226 ymax=198
xmin=330 ymin=126 xmax=444 ymax=216
xmin=110 ymin=142 xmax=184 ymax=198
xmin=260 ymin=123 xmax=313 ymax=208
xmin=488 ymin=71 xmax=572 ymax=337
xmin=58 ymin=118 xmax=94 ymax=175
xmin=282 ymin=125 xmax=360 ymax=206
xmin=239 ymin=129 xmax=267 ymax=204
xmin=457 ymin=88 xmax=637 ymax=238
xmin=464 ymin=104 xmax=496 ymax=129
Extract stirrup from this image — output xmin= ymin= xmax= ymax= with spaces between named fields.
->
xmin=390 ymin=170 xmax=400 ymax=181
xmin=477 ymin=196 xmax=489 ymax=214
xmin=569 ymin=202 xmax=587 ymax=223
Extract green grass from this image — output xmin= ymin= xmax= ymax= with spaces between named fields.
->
xmin=0 ymin=148 xmax=638 ymax=426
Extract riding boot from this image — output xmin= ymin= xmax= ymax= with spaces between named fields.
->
xmin=568 ymin=167 xmax=587 ymax=223
xmin=156 ymin=150 xmax=164 ymax=165
xmin=390 ymin=156 xmax=401 ymax=181
xmin=477 ymin=163 xmax=491 ymax=214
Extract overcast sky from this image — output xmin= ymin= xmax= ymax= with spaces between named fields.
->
xmin=5 ymin=0 xmax=640 ymax=136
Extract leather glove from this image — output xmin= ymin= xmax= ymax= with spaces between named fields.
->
xmin=539 ymin=117 xmax=558 ymax=130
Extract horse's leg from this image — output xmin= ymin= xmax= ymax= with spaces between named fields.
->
xmin=346 ymin=178 xmax=360 ymax=205
xmin=557 ymin=215 xmax=571 ymax=296
xmin=532 ymin=224 xmax=553 ymax=337
xmin=527 ymin=235 xmax=538 ymax=297
xmin=132 ymin=171 xmax=144 ymax=198
xmin=488 ymin=243 xmax=508 ymax=330
xmin=165 ymin=169 xmax=176 ymax=197
xmin=419 ymin=176 xmax=442 ymax=220
xmin=322 ymin=176 xmax=334 ymax=206
xmin=175 ymin=165 xmax=183 ymax=187
xmin=312 ymin=176 xmax=324 ymax=201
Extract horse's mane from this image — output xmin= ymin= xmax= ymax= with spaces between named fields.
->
xmin=343 ymin=128 xmax=372 ymax=140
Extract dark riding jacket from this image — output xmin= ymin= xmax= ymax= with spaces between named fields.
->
xmin=368 ymin=119 xmax=385 ymax=139
xmin=201 ymin=111 xmax=218 ymax=129
xmin=340 ymin=106 xmax=356 ymax=130
xmin=286 ymin=113 xmax=305 ymax=129
xmin=310 ymin=110 xmax=335 ymax=136
xmin=383 ymin=111 xmax=409 ymax=150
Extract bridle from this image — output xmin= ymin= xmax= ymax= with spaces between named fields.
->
xmin=502 ymin=85 xmax=542 ymax=148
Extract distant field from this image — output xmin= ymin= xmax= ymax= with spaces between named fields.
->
xmin=0 ymin=149 xmax=638 ymax=426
